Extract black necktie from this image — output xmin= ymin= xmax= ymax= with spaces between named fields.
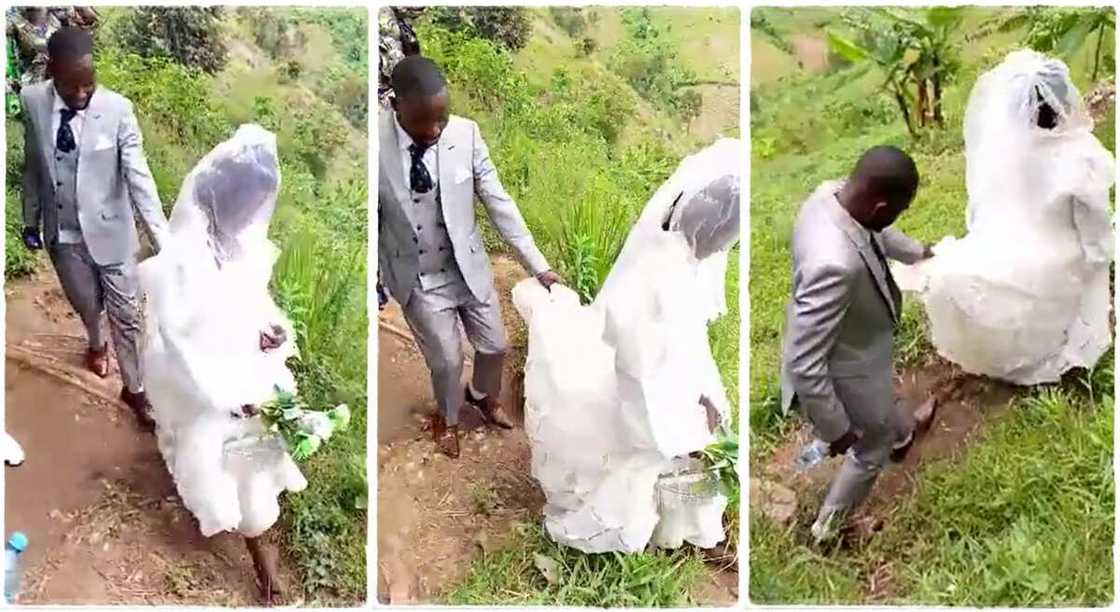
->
xmin=868 ymin=232 xmax=902 ymax=321
xmin=57 ymin=108 xmax=77 ymax=153
xmin=409 ymin=143 xmax=433 ymax=194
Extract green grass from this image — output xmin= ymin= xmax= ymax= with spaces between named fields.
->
xmin=447 ymin=523 xmax=707 ymax=607
xmin=750 ymin=7 xmax=1115 ymax=605
xmin=6 ymin=7 xmax=367 ymax=603
xmin=418 ymin=8 xmax=740 ymax=605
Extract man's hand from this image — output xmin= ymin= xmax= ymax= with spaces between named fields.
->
xmin=22 ymin=227 xmax=42 ymax=251
xmin=259 ymin=325 xmax=287 ymax=351
xmin=536 ymin=270 xmax=562 ymax=291
xmin=921 ymin=243 xmax=935 ymax=260
xmin=828 ymin=429 xmax=861 ymax=457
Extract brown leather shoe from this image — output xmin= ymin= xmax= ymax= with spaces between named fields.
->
xmin=86 ymin=344 xmax=109 ymax=378
xmin=465 ymin=388 xmax=513 ymax=429
xmin=430 ymin=413 xmax=460 ymax=459
xmin=120 ymin=388 xmax=156 ymax=432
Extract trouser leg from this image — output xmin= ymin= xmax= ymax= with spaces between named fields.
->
xmin=459 ymin=286 xmax=508 ymax=398
xmin=99 ymin=258 xmax=143 ymax=393
xmin=403 ymin=291 xmax=465 ymax=426
xmin=48 ymin=243 xmax=105 ymax=350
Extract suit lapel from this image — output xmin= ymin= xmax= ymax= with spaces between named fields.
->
xmin=828 ymin=194 xmax=899 ymax=322
xmin=77 ymin=88 xmax=105 ymax=160
xmin=437 ymin=135 xmax=457 ymax=223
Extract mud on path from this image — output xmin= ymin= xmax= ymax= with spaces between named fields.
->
xmin=753 ymin=360 xmax=1017 ymax=545
xmin=377 ymin=255 xmax=738 ymax=605
xmin=5 ymin=267 xmax=293 ymax=606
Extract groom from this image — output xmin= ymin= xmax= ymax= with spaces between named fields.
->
xmin=379 ymin=56 xmax=560 ymax=459
xmin=20 ymin=27 xmax=169 ymax=429
xmin=780 ymin=145 xmax=937 ymax=542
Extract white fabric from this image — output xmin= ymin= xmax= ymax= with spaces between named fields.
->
xmin=139 ymin=124 xmax=307 ymax=538
xmin=893 ymin=51 xmax=1114 ymax=385
xmin=513 ymin=139 xmax=740 ymax=553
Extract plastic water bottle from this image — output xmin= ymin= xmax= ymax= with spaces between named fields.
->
xmin=4 ymin=532 xmax=27 ymax=604
xmin=793 ymin=439 xmax=830 ymax=471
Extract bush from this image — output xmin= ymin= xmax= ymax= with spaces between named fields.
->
xmin=550 ymin=7 xmax=588 ymax=38
xmin=113 ymin=7 xmax=228 ymax=74
xmin=427 ymin=6 xmax=532 ymax=52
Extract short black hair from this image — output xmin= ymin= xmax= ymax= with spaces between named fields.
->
xmin=47 ymin=27 xmax=93 ymax=65
xmin=851 ymin=145 xmax=919 ymax=204
xmin=391 ymin=56 xmax=447 ymax=99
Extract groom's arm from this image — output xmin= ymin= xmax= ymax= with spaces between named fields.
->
xmin=785 ymin=260 xmax=854 ymax=443
xmin=118 ymin=100 xmax=170 ymax=252
xmin=469 ymin=120 xmax=550 ymax=276
xmin=881 ymin=226 xmax=931 ymax=264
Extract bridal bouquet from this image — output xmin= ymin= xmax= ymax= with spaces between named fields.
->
xmin=258 ymin=387 xmax=351 ymax=461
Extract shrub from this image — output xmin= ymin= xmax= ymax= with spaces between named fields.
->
xmin=113 ymin=7 xmax=228 ymax=74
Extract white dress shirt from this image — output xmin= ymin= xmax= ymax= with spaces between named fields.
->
xmin=395 ymin=114 xmax=438 ymax=191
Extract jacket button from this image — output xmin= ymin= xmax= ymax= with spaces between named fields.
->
xmin=56 ymin=156 xmax=61 ymax=161
xmin=416 ymin=225 xmax=422 ymax=231
xmin=55 ymin=181 xmax=62 ymax=186
xmin=413 ymin=198 xmax=420 ymax=203
xmin=419 ymin=249 xmax=426 ymax=254
xmin=412 ymin=236 xmax=418 ymax=243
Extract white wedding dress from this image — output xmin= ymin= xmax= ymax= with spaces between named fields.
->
xmin=139 ymin=125 xmax=307 ymax=538
xmin=894 ymin=51 xmax=1114 ymax=385
xmin=512 ymin=139 xmax=740 ymax=553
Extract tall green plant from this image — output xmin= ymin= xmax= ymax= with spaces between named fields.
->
xmin=996 ymin=7 xmax=1115 ymax=81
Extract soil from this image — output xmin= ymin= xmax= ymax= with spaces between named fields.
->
xmin=756 ymin=359 xmax=1017 ymax=541
xmin=4 ymin=267 xmax=295 ymax=606
xmin=376 ymin=255 xmax=738 ymax=605
xmin=792 ymin=34 xmax=830 ymax=73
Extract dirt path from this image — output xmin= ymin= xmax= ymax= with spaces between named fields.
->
xmin=753 ymin=361 xmax=1016 ymax=544
xmin=4 ymin=267 xmax=291 ymax=605
xmin=376 ymin=255 xmax=738 ymax=605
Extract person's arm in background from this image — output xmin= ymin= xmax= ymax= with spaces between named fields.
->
xmin=21 ymin=92 xmax=43 ymax=250
xmin=785 ymin=260 xmax=857 ymax=451
xmin=470 ymin=120 xmax=560 ymax=288
xmin=881 ymin=226 xmax=932 ymax=263
xmin=118 ymin=100 xmax=169 ymax=252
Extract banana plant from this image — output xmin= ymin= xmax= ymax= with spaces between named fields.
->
xmin=828 ymin=7 xmax=964 ymax=137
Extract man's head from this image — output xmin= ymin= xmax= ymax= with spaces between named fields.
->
xmin=391 ymin=55 xmax=449 ymax=147
xmin=841 ymin=145 xmax=919 ymax=231
xmin=48 ymin=27 xmax=96 ymax=110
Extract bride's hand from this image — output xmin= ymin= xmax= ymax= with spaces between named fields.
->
xmin=259 ymin=324 xmax=287 ymax=351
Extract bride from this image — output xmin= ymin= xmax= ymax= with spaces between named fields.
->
xmin=138 ymin=125 xmax=305 ymax=602
xmin=895 ymin=50 xmax=1114 ymax=384
xmin=513 ymin=139 xmax=739 ymax=553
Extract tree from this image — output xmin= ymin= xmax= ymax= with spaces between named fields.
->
xmin=116 ymin=7 xmax=228 ymax=74
xmin=829 ymin=7 xmax=963 ymax=138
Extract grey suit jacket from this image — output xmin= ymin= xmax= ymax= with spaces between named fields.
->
xmin=779 ymin=181 xmax=926 ymax=442
xmin=377 ymin=111 xmax=549 ymax=306
xmin=22 ymin=81 xmax=169 ymax=265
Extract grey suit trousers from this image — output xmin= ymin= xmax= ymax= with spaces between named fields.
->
xmin=402 ymin=281 xmax=507 ymax=426
xmin=48 ymin=241 xmax=143 ymax=392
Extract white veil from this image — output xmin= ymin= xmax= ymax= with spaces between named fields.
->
xmin=140 ymin=125 xmax=306 ymax=538
xmin=894 ymin=51 xmax=1114 ymax=385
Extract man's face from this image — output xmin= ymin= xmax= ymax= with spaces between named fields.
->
xmin=393 ymin=88 xmax=450 ymax=147
xmin=50 ymin=53 xmax=97 ymax=110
